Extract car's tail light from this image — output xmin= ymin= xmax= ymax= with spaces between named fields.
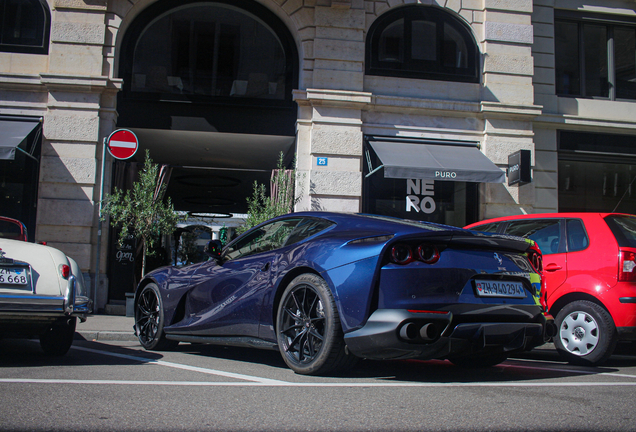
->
xmin=417 ymin=244 xmax=439 ymax=264
xmin=390 ymin=243 xmax=441 ymax=265
xmin=391 ymin=244 xmax=413 ymax=264
xmin=59 ymin=264 xmax=70 ymax=279
xmin=619 ymin=250 xmax=636 ymax=282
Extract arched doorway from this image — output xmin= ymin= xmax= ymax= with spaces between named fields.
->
xmin=109 ymin=0 xmax=299 ymax=301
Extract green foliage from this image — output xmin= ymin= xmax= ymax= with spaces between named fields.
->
xmin=101 ymin=150 xmax=180 ymax=276
xmin=239 ymin=152 xmax=302 ymax=234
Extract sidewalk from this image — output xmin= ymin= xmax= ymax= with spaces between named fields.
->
xmin=76 ymin=314 xmax=138 ymax=342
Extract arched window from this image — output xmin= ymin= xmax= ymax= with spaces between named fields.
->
xmin=122 ymin=0 xmax=296 ymax=103
xmin=0 ymin=0 xmax=50 ymax=54
xmin=366 ymin=6 xmax=479 ymax=83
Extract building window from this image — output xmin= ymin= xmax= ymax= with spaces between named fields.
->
xmin=0 ymin=0 xmax=50 ymax=54
xmin=366 ymin=5 xmax=479 ymax=83
xmin=555 ymin=10 xmax=636 ymax=100
xmin=558 ymin=131 xmax=636 ymax=213
xmin=124 ymin=1 xmax=294 ymax=103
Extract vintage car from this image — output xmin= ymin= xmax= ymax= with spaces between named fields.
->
xmin=0 ymin=237 xmax=92 ymax=355
xmin=134 ymin=212 xmax=555 ymax=375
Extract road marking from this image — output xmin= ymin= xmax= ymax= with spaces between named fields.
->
xmin=502 ymin=360 xmax=636 ymax=379
xmin=71 ymin=346 xmax=287 ymax=385
xmin=1 ymin=378 xmax=636 ymax=388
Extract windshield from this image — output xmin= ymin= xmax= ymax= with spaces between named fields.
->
xmin=605 ymin=215 xmax=636 ymax=248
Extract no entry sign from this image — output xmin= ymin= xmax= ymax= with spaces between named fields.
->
xmin=106 ymin=129 xmax=139 ymax=160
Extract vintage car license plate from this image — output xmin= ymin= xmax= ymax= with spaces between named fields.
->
xmin=475 ymin=280 xmax=526 ymax=298
xmin=0 ymin=267 xmax=28 ymax=286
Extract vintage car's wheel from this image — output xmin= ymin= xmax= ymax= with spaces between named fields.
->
xmin=135 ymin=283 xmax=178 ymax=351
xmin=276 ymin=274 xmax=356 ymax=375
xmin=554 ymin=300 xmax=617 ymax=366
xmin=449 ymin=352 xmax=508 ymax=368
xmin=40 ymin=317 xmax=76 ymax=356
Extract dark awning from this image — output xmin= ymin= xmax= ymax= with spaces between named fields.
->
xmin=128 ymin=129 xmax=295 ymax=169
xmin=0 ymin=118 xmax=41 ymax=161
xmin=367 ymin=140 xmax=505 ymax=183
xmin=119 ymin=128 xmax=297 ymax=214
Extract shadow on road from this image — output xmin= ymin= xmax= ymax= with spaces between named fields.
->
xmin=3 ymin=336 xmax=634 ymax=384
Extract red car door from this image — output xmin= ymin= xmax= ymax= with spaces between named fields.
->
xmin=503 ymin=219 xmax=568 ymax=301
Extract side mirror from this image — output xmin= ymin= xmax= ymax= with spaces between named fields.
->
xmin=205 ymin=240 xmax=223 ymax=263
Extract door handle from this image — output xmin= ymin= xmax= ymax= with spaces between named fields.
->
xmin=544 ymin=263 xmax=562 ymax=272
xmin=261 ymin=262 xmax=270 ymax=272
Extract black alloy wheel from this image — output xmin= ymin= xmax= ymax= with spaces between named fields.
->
xmin=276 ymin=273 xmax=356 ymax=375
xmin=135 ymin=283 xmax=178 ymax=351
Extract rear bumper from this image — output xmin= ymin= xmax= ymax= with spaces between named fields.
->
xmin=0 ymin=275 xmax=92 ymax=318
xmin=344 ymin=309 xmax=555 ymax=360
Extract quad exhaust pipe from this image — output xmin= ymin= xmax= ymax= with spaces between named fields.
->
xmin=399 ymin=322 xmax=439 ymax=342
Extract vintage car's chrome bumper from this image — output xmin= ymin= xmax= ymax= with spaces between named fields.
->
xmin=0 ymin=275 xmax=92 ymax=318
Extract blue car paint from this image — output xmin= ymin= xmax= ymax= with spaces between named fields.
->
xmin=136 ymin=211 xmax=551 ymax=360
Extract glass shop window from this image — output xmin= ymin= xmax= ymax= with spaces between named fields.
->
xmin=0 ymin=0 xmax=50 ymax=54
xmin=130 ymin=3 xmax=288 ymax=100
xmin=559 ymin=131 xmax=636 ymax=214
xmin=555 ymin=10 xmax=636 ymax=100
xmin=366 ymin=5 xmax=479 ymax=83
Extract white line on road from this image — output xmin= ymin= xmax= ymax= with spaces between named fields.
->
xmin=1 ymin=378 xmax=636 ymax=388
xmin=71 ymin=346 xmax=287 ymax=385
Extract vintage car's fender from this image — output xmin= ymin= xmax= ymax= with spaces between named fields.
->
xmin=0 ymin=239 xmax=69 ymax=296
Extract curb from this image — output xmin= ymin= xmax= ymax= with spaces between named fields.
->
xmin=76 ymin=331 xmax=138 ymax=342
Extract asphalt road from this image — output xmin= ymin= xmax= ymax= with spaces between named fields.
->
xmin=1 ymin=338 xmax=636 ymax=432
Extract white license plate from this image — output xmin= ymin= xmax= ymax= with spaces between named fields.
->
xmin=475 ymin=280 xmax=526 ymax=298
xmin=0 ymin=267 xmax=28 ymax=285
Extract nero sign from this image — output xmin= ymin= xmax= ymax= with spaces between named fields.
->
xmin=406 ymin=179 xmax=436 ymax=214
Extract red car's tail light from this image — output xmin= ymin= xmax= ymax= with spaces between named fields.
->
xmin=619 ymin=250 xmax=636 ymax=282
xmin=391 ymin=244 xmax=413 ymax=264
xmin=417 ymin=243 xmax=439 ymax=264
xmin=59 ymin=264 xmax=70 ymax=279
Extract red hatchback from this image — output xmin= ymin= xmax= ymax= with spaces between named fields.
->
xmin=465 ymin=213 xmax=636 ymax=366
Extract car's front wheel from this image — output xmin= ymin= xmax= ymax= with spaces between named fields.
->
xmin=554 ymin=300 xmax=617 ymax=366
xmin=40 ymin=317 xmax=76 ymax=356
xmin=135 ymin=283 xmax=178 ymax=351
xmin=276 ymin=274 xmax=356 ymax=375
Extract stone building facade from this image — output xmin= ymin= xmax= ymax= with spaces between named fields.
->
xmin=1 ymin=0 xmax=635 ymax=312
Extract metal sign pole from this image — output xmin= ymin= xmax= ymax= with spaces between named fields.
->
xmin=93 ymin=138 xmax=107 ymax=310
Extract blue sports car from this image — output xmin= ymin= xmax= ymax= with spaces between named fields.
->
xmin=134 ymin=212 xmax=555 ymax=375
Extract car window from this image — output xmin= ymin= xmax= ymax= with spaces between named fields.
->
xmin=224 ymin=218 xmax=301 ymax=261
xmin=0 ymin=218 xmax=26 ymax=241
xmin=565 ymin=219 xmax=589 ymax=252
xmin=503 ymin=219 xmax=562 ymax=255
xmin=604 ymin=215 xmax=636 ymax=248
xmin=467 ymin=222 xmax=500 ymax=233
xmin=283 ymin=218 xmax=335 ymax=246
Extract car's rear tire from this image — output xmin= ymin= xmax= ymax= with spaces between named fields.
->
xmin=554 ymin=300 xmax=617 ymax=366
xmin=276 ymin=273 xmax=357 ymax=375
xmin=40 ymin=317 xmax=76 ymax=356
xmin=135 ymin=283 xmax=178 ymax=351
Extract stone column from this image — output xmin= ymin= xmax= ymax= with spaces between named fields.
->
xmin=480 ymin=0 xmax=544 ymax=217
xmin=294 ymin=3 xmax=369 ymax=213
xmin=38 ymin=0 xmax=117 ymax=311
